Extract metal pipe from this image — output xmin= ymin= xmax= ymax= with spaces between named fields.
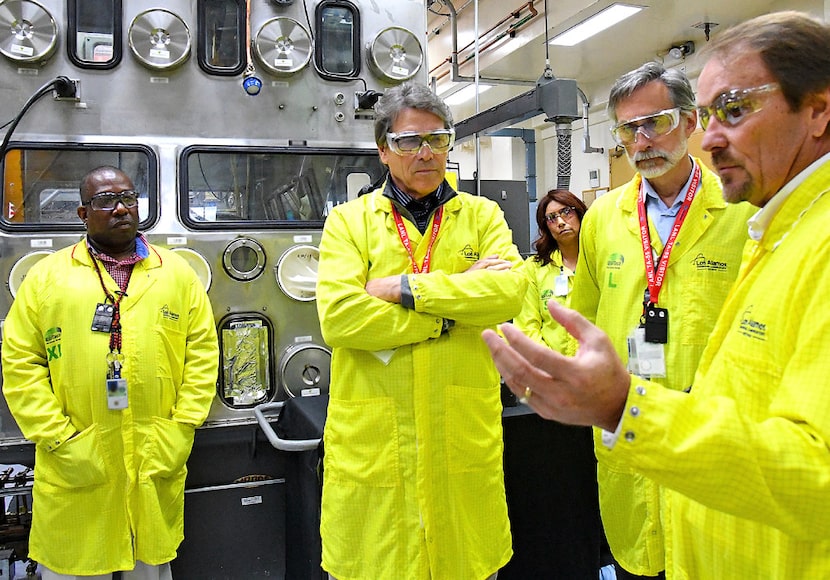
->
xmin=577 ymin=88 xmax=604 ymax=154
xmin=443 ymin=0 xmax=537 ymax=87
xmin=428 ymin=0 xmax=474 ymax=38
xmin=474 ymin=0 xmax=481 ymax=196
xmin=454 ymin=2 xmax=536 ymax=57
xmin=455 ymin=12 xmax=537 ymax=68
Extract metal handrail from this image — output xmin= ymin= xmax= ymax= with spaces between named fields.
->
xmin=253 ymin=401 xmax=322 ymax=452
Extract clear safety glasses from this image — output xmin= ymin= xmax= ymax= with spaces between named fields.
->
xmin=385 ymin=129 xmax=456 ymax=156
xmin=696 ymin=83 xmax=780 ymax=130
xmin=611 ymin=107 xmax=681 ymax=146
xmin=84 ymin=191 xmax=140 ymax=211
xmin=545 ymin=206 xmax=577 ymax=223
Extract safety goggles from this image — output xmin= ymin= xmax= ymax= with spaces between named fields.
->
xmin=84 ymin=191 xmax=139 ymax=211
xmin=545 ymin=206 xmax=577 ymax=223
xmin=611 ymin=108 xmax=681 ymax=146
xmin=696 ymin=83 xmax=780 ymax=130
xmin=385 ymin=129 xmax=455 ymax=155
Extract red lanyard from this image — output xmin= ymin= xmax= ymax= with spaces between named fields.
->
xmin=637 ymin=164 xmax=701 ymax=306
xmin=89 ymin=248 xmax=134 ymax=353
xmin=392 ymin=205 xmax=444 ymax=274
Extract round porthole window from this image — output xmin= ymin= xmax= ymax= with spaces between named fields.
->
xmin=222 ymin=238 xmax=266 ymax=282
xmin=0 ymin=0 xmax=58 ymax=64
xmin=128 ymin=8 xmax=191 ymax=70
xmin=367 ymin=26 xmax=423 ymax=82
xmin=275 ymin=244 xmax=319 ymax=301
xmin=279 ymin=343 xmax=331 ymax=398
xmin=8 ymin=250 xmax=53 ymax=297
xmin=253 ymin=17 xmax=312 ymax=76
xmin=169 ymin=247 xmax=212 ymax=291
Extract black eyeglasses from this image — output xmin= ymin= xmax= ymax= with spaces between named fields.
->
xmin=545 ymin=206 xmax=577 ymax=223
xmin=697 ymin=83 xmax=779 ymax=130
xmin=84 ymin=191 xmax=139 ymax=211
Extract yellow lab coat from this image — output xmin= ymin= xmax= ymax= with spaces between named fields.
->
xmin=571 ymin=160 xmax=754 ymax=574
xmin=2 ymin=240 xmax=218 ymax=575
xmin=610 ymin=157 xmax=830 ymax=578
xmin=316 ymin=184 xmax=525 ymax=580
xmin=514 ymin=252 xmax=577 ymax=355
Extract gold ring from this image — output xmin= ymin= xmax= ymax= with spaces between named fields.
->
xmin=518 ymin=386 xmax=533 ymax=405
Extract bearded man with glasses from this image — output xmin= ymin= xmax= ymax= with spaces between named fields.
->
xmin=484 ymin=10 xmax=830 ymax=579
xmin=316 ymin=82 xmax=526 ymax=580
xmin=568 ymin=62 xmax=755 ymax=580
xmin=2 ymin=165 xmax=219 ymax=579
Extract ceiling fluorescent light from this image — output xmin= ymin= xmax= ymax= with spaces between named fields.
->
xmin=550 ymin=3 xmax=644 ymax=47
xmin=443 ymin=84 xmax=492 ymax=107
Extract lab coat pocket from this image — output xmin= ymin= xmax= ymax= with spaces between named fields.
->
xmin=679 ymin=270 xmax=734 ymax=346
xmin=324 ymin=397 xmax=400 ymax=487
xmin=37 ymin=425 xmax=107 ymax=489
xmin=445 ymin=384 xmax=502 ymax=474
xmin=154 ymin=322 xmax=187 ymax=381
xmin=597 ymin=460 xmax=661 ymax=572
xmin=141 ymin=417 xmax=195 ymax=478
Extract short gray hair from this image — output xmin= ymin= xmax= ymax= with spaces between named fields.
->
xmin=373 ymin=82 xmax=453 ymax=146
xmin=607 ymin=62 xmax=696 ymax=123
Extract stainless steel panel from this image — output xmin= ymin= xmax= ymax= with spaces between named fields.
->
xmin=0 ymin=0 xmax=429 ymax=441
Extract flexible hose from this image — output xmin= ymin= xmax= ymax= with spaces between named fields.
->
xmin=0 ymin=76 xmax=71 ymax=171
xmin=556 ymin=123 xmax=573 ymax=190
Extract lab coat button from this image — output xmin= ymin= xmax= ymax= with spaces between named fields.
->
xmin=624 ymin=431 xmax=636 ymax=442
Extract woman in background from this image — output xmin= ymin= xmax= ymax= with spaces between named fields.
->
xmin=514 ymin=189 xmax=587 ymax=355
xmin=501 ymin=188 xmax=606 ymax=580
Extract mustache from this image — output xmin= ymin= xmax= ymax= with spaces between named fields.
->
xmin=633 ymin=150 xmax=669 ymax=162
xmin=711 ymin=150 xmax=738 ymax=167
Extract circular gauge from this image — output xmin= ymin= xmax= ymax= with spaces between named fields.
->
xmin=275 ymin=244 xmax=319 ymax=301
xmin=128 ymin=8 xmax=191 ymax=70
xmin=8 ymin=250 xmax=52 ymax=297
xmin=279 ymin=343 xmax=331 ymax=398
xmin=253 ymin=17 xmax=312 ymax=76
xmin=169 ymin=247 xmax=212 ymax=291
xmin=0 ymin=0 xmax=58 ymax=64
xmin=223 ymin=237 xmax=266 ymax=282
xmin=367 ymin=26 xmax=423 ymax=82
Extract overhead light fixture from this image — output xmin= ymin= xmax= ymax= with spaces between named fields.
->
xmin=669 ymin=41 xmax=695 ymax=60
xmin=549 ymin=3 xmax=644 ymax=47
xmin=443 ymin=84 xmax=493 ymax=107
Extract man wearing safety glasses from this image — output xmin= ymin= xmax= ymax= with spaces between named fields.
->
xmin=483 ymin=11 xmax=830 ymax=578
xmin=316 ymin=82 xmax=525 ymax=579
xmin=568 ymin=62 xmax=754 ymax=580
xmin=2 ymin=166 xmax=219 ymax=579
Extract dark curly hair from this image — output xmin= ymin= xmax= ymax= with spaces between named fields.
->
xmin=532 ymin=189 xmax=588 ymax=266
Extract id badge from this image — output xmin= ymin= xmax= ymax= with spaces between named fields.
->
xmin=106 ymin=378 xmax=128 ymax=410
xmin=554 ymin=273 xmax=570 ymax=297
xmin=644 ymin=305 xmax=669 ymax=344
xmin=627 ymin=326 xmax=666 ymax=378
xmin=91 ymin=303 xmax=115 ymax=333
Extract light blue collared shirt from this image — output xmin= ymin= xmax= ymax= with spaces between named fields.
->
xmin=642 ymin=157 xmax=697 ymax=244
